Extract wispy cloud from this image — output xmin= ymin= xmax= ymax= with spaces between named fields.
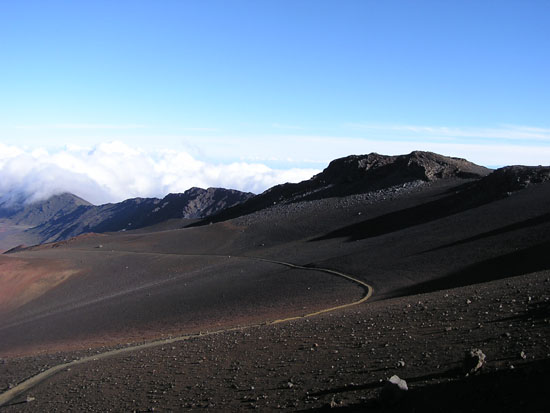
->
xmin=179 ymin=127 xmax=220 ymax=132
xmin=166 ymin=129 xmax=550 ymax=169
xmin=344 ymin=123 xmax=550 ymax=142
xmin=16 ymin=123 xmax=147 ymax=130
xmin=271 ymin=123 xmax=305 ymax=130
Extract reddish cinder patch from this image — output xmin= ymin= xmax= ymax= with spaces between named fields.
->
xmin=0 ymin=256 xmax=79 ymax=314
xmin=23 ymin=232 xmax=106 ymax=252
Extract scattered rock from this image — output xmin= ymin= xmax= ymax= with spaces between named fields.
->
xmin=329 ymin=395 xmax=340 ymax=408
xmin=380 ymin=375 xmax=408 ymax=405
xmin=463 ymin=349 xmax=486 ymax=376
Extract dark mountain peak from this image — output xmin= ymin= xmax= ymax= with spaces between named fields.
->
xmin=0 ymin=192 xmax=92 ymax=226
xmin=317 ymin=151 xmax=490 ymax=188
xmin=182 ymin=187 xmax=206 ymax=197
xmin=118 ymin=197 xmax=159 ymax=206
xmin=177 ymin=187 xmax=254 ymax=219
xmin=40 ymin=192 xmax=92 ymax=206
xmin=0 ymin=191 xmax=90 ymax=212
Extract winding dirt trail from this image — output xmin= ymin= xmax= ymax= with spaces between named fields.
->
xmin=0 ymin=255 xmax=373 ymax=407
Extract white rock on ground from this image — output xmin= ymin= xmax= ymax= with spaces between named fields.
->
xmin=380 ymin=375 xmax=408 ymax=405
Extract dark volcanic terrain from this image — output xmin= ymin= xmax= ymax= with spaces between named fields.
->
xmin=0 ymin=151 xmax=549 ymax=411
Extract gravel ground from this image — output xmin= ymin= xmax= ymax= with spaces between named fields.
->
xmin=2 ymin=270 xmax=548 ymax=412
xmin=234 ymin=181 xmax=428 ymax=228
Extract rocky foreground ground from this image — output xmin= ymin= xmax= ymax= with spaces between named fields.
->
xmin=1 ymin=270 xmax=548 ymax=412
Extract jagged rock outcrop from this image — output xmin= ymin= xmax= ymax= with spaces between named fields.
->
xmin=168 ymin=187 xmax=254 ymax=219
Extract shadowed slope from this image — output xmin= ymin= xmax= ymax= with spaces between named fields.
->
xmin=423 ymin=211 xmax=550 ymax=253
xmin=396 ymin=239 xmax=550 ymax=296
xmin=313 ymin=165 xmax=550 ymax=242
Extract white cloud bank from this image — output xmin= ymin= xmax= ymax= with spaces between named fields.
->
xmin=3 ymin=122 xmax=549 ymax=206
xmin=0 ymin=142 xmax=319 ymax=205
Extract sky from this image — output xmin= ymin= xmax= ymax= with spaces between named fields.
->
xmin=1 ymin=0 xmax=549 ymax=204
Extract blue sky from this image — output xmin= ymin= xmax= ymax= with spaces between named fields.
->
xmin=1 ymin=1 xmax=549 ymax=202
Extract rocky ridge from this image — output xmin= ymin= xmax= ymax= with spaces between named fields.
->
xmin=192 ymin=151 xmax=491 ymax=226
xmin=1 ymin=187 xmax=253 ymax=246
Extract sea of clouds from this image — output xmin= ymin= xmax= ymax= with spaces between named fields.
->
xmin=0 ymin=141 xmax=319 ymax=205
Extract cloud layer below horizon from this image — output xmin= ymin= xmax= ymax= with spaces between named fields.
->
xmin=0 ymin=142 xmax=319 ymax=205
xmin=2 ymin=124 xmax=550 ymax=207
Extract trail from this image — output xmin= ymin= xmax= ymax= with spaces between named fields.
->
xmin=0 ymin=254 xmax=373 ymax=408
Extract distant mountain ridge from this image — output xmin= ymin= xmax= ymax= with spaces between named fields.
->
xmin=0 ymin=193 xmax=92 ymax=227
xmin=0 ymin=187 xmax=253 ymax=246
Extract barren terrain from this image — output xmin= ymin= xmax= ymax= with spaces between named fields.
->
xmin=1 ymin=154 xmax=549 ymax=411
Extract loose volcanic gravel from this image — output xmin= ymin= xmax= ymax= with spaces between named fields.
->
xmin=234 ymin=181 xmax=427 ymax=228
xmin=2 ymin=270 xmax=549 ymax=412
